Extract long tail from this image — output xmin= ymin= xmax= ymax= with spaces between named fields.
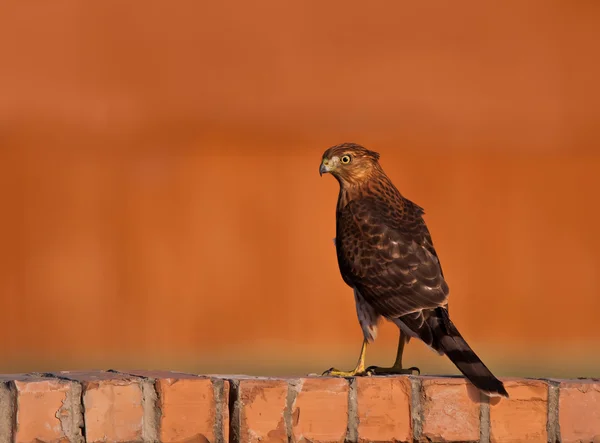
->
xmin=427 ymin=307 xmax=508 ymax=397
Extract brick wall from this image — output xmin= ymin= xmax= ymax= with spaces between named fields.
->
xmin=0 ymin=371 xmax=598 ymax=442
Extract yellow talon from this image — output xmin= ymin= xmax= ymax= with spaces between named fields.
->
xmin=322 ymin=339 xmax=370 ymax=377
xmin=322 ymin=367 xmax=372 ymax=377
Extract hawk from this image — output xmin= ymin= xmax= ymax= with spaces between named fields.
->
xmin=319 ymin=143 xmax=508 ymax=398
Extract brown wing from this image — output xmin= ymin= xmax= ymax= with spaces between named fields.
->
xmin=336 ymin=195 xmax=448 ymax=319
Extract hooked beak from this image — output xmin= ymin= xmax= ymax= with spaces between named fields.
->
xmin=319 ymin=159 xmax=332 ymax=176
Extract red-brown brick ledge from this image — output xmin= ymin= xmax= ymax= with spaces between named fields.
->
xmin=0 ymin=371 xmax=598 ymax=442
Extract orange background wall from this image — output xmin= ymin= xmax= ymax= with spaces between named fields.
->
xmin=1 ymin=2 xmax=599 ymax=377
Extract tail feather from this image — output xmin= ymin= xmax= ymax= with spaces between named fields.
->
xmin=429 ymin=307 xmax=508 ymax=398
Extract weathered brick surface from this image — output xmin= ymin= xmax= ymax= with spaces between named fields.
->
xmin=420 ymin=377 xmax=480 ymax=442
xmin=234 ymin=378 xmax=288 ymax=443
xmin=156 ymin=374 xmax=224 ymax=443
xmin=489 ymin=379 xmax=548 ymax=443
xmin=0 ymin=375 xmax=84 ymax=443
xmin=58 ymin=371 xmax=145 ymax=443
xmin=292 ymin=377 xmax=349 ymax=443
xmin=355 ymin=376 xmax=412 ymax=443
xmin=558 ymin=379 xmax=600 ymax=443
xmin=15 ymin=380 xmax=79 ymax=443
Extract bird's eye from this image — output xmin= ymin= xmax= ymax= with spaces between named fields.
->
xmin=341 ymin=155 xmax=352 ymax=164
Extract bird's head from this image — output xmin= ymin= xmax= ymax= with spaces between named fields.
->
xmin=319 ymin=143 xmax=381 ymax=185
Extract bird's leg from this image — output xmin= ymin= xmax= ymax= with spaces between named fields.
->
xmin=322 ymin=339 xmax=372 ymax=377
xmin=366 ymin=330 xmax=420 ymax=375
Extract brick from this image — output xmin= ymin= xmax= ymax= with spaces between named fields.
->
xmin=420 ymin=377 xmax=480 ymax=442
xmin=0 ymin=374 xmax=84 ymax=443
xmin=355 ymin=376 xmax=411 ymax=443
xmin=58 ymin=371 xmax=145 ymax=443
xmin=489 ymin=379 xmax=547 ymax=442
xmin=292 ymin=377 xmax=349 ymax=443
xmin=558 ymin=379 xmax=600 ymax=443
xmin=157 ymin=376 xmax=222 ymax=442
xmin=235 ymin=378 xmax=288 ymax=443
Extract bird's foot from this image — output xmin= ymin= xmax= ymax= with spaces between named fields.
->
xmin=365 ymin=365 xmax=420 ymax=375
xmin=322 ymin=367 xmax=373 ymax=377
